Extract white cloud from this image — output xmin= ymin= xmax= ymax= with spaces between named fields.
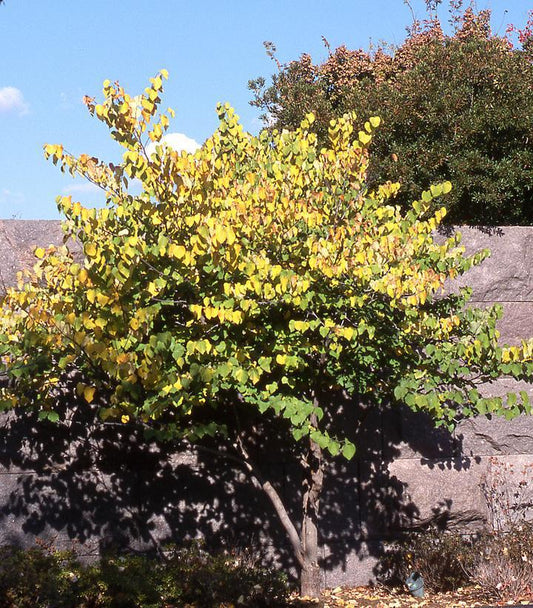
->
xmin=0 ymin=87 xmax=29 ymax=116
xmin=146 ymin=132 xmax=200 ymax=158
xmin=62 ymin=182 xmax=101 ymax=195
xmin=61 ymin=181 xmax=106 ymax=210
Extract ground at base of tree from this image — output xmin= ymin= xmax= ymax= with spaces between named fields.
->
xmin=289 ymin=585 xmax=533 ymax=608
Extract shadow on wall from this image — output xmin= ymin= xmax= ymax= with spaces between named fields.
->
xmin=0 ymin=388 xmax=472 ymax=586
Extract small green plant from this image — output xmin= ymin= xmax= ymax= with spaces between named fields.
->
xmin=0 ymin=543 xmax=81 ymax=608
xmin=0 ymin=543 xmax=290 ymax=608
xmin=81 ymin=554 xmax=161 ymax=608
xmin=155 ymin=544 xmax=289 ymax=607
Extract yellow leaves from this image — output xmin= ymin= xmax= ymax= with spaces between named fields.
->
xmin=434 ymin=206 xmax=447 ymax=224
xmin=146 ymin=282 xmax=159 ymax=296
xmin=186 ymin=339 xmax=212 ymax=355
xmin=34 ymin=247 xmax=45 ymax=259
xmin=519 ymin=339 xmax=533 ymax=360
xmin=204 ymin=307 xmax=219 ymax=320
xmin=194 ymin=219 xmax=238 ymax=251
xmin=81 ymin=313 xmax=96 ymax=330
xmin=64 ymin=312 xmax=76 ymax=325
xmin=116 ymin=352 xmax=130 ymax=365
xmin=185 ymin=214 xmax=200 ymax=228
xmin=78 ymin=268 xmax=89 ymax=284
xmin=292 ymin=320 xmax=309 ymax=332
xmin=278 ymin=273 xmax=290 ymax=293
xmin=149 ymin=75 xmax=163 ymax=91
xmin=358 ymin=131 xmax=371 ymax=145
xmin=168 ymin=243 xmax=186 ymax=259
xmin=83 ymin=385 xmax=96 ymax=403
xmin=215 ymin=224 xmax=227 ymax=244
xmin=341 ymin=327 xmax=355 ymax=341
xmin=270 ymin=265 xmax=282 ymax=280
xmin=502 ymin=346 xmax=524 ymax=363
xmin=190 ymin=304 xmax=203 ymax=320
xmin=84 ymin=243 xmax=97 ymax=258
xmin=111 ymin=302 xmax=122 ymax=315
xmin=149 ymin=123 xmax=163 ymax=142
xmin=225 ymin=227 xmax=236 ymax=246
xmin=442 ymin=181 xmax=452 ymax=194
xmin=85 ymin=342 xmax=106 ymax=357
xmin=430 ymin=181 xmax=451 ymax=198
xmin=43 ymin=143 xmax=64 ymax=161
xmin=262 ymin=282 xmax=276 ymax=300
xmin=228 ymin=310 xmax=244 ymax=324
xmin=142 ymin=97 xmax=155 ymax=114
xmin=12 ymin=71 xmax=495 ymax=454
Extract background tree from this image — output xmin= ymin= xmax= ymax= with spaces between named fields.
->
xmin=1 ymin=72 xmax=533 ymax=598
xmin=249 ymin=4 xmax=533 ymax=225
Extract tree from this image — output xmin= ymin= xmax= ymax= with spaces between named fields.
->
xmin=1 ymin=71 xmax=533 ymax=598
xmin=249 ymin=5 xmax=533 ymax=225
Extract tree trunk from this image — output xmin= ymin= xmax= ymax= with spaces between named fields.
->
xmin=229 ymin=403 xmax=325 ymax=599
xmin=300 ymin=426 xmax=324 ymax=598
xmin=301 ymin=558 xmax=322 ymax=599
xmin=300 ymin=509 xmax=322 ymax=597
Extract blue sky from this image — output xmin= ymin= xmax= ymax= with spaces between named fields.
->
xmin=0 ymin=1 xmax=530 ymax=219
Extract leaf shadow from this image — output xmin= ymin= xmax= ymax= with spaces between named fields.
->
xmin=0 ymin=388 xmax=468 ymax=587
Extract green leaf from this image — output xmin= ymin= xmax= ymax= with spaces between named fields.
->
xmin=38 ymin=411 xmax=59 ymax=423
xmin=342 ymin=441 xmax=356 ymax=461
xmin=441 ymin=181 xmax=452 ymax=194
xmin=234 ymin=368 xmax=248 ymax=384
xmin=394 ymin=385 xmax=408 ymax=400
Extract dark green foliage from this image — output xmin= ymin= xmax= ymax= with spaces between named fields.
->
xmin=0 ymin=544 xmax=290 ymax=608
xmin=0 ymin=545 xmax=81 ymax=608
xmin=80 ymin=554 xmax=161 ymax=608
xmin=155 ymin=544 xmax=289 ymax=608
xmin=250 ymin=5 xmax=533 ymax=225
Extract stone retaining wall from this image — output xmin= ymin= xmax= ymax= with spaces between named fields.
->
xmin=0 ymin=221 xmax=532 ymax=588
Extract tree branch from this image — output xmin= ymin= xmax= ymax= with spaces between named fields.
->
xmin=233 ymin=432 xmax=304 ymax=568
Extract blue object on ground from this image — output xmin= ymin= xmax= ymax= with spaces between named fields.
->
xmin=405 ymin=571 xmax=424 ymax=598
